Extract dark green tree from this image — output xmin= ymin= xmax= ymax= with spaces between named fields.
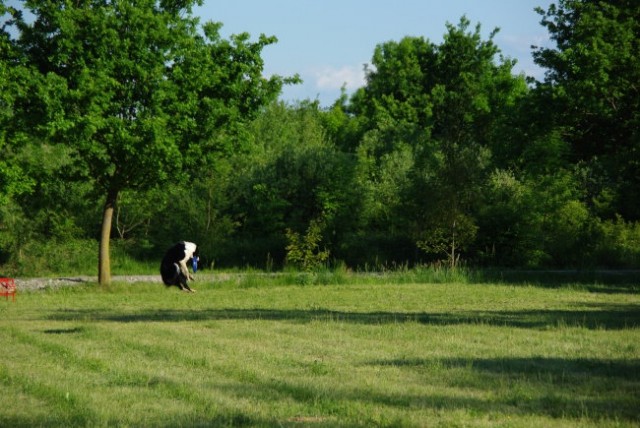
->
xmin=350 ymin=17 xmax=526 ymax=265
xmin=0 ymin=2 xmax=37 ymax=266
xmin=0 ymin=2 xmax=34 ymax=208
xmin=221 ymin=102 xmax=360 ymax=268
xmin=13 ymin=0 xmax=289 ymax=284
xmin=533 ymin=0 xmax=640 ymax=220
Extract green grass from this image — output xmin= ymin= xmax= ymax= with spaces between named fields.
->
xmin=1 ymin=275 xmax=639 ymax=427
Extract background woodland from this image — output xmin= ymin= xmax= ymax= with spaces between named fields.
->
xmin=1 ymin=0 xmax=639 ymax=280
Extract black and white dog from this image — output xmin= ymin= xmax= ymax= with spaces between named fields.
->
xmin=160 ymin=241 xmax=198 ymax=292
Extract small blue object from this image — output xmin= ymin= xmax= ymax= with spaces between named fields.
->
xmin=192 ymin=256 xmax=198 ymax=273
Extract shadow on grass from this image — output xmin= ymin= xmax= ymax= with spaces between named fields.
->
xmin=215 ymin=356 xmax=640 ymax=423
xmin=48 ymin=303 xmax=640 ymax=330
xmin=372 ymin=356 xmax=640 ymax=380
xmin=43 ymin=327 xmax=85 ymax=334
xmin=363 ymin=356 xmax=640 ymax=421
xmin=474 ymin=269 xmax=640 ymax=294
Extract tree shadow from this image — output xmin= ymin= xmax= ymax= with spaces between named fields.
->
xmin=363 ymin=356 xmax=640 ymax=421
xmin=212 ymin=356 xmax=640 ymax=423
xmin=371 ymin=356 xmax=640 ymax=381
xmin=43 ymin=327 xmax=85 ymax=334
xmin=474 ymin=269 xmax=640 ymax=294
xmin=48 ymin=302 xmax=640 ymax=330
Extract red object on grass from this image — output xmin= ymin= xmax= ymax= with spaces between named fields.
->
xmin=0 ymin=277 xmax=16 ymax=301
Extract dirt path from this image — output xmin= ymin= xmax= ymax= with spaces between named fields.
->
xmin=12 ymin=274 xmax=220 ymax=291
xmin=10 ymin=270 xmax=639 ymax=292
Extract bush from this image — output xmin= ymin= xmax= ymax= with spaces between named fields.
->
xmin=1 ymin=238 xmax=160 ymax=277
xmin=285 ymin=218 xmax=330 ymax=271
xmin=543 ymin=199 xmax=591 ymax=267
xmin=7 ymin=239 xmax=96 ymax=276
xmin=592 ymin=217 xmax=640 ymax=268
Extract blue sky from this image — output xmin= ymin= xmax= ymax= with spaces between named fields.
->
xmin=195 ymin=1 xmax=554 ymax=106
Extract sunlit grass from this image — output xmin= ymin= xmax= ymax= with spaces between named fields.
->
xmin=1 ymin=278 xmax=639 ymax=427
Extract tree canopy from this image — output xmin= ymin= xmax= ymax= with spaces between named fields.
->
xmin=5 ymin=0 xmax=291 ymax=283
xmin=1 ymin=0 xmax=638 ymax=275
xmin=533 ymin=0 xmax=640 ymax=220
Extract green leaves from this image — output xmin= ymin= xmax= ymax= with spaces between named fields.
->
xmin=286 ymin=218 xmax=330 ymax=272
xmin=17 ymin=0 xmax=287 ymax=195
xmin=7 ymin=0 xmax=293 ymax=282
xmin=351 ymin=17 xmax=524 ymax=264
xmin=533 ymin=0 xmax=640 ymax=219
xmin=3 ymin=2 xmax=638 ymax=271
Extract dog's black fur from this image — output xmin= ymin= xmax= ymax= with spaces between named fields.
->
xmin=160 ymin=241 xmax=198 ymax=292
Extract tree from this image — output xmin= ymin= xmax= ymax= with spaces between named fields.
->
xmin=0 ymin=2 xmax=35 ymax=208
xmin=350 ymin=17 xmax=526 ymax=265
xmin=533 ymin=0 xmax=640 ymax=220
xmin=14 ymin=0 xmax=288 ymax=284
xmin=0 ymin=2 xmax=37 ymax=267
xmin=218 ymin=102 xmax=360 ymax=268
xmin=285 ymin=218 xmax=330 ymax=271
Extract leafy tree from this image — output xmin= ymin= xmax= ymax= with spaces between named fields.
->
xmin=533 ymin=0 xmax=640 ymax=220
xmin=592 ymin=216 xmax=640 ymax=268
xmin=13 ymin=0 xmax=288 ymax=284
xmin=0 ymin=3 xmax=36 ymax=266
xmin=0 ymin=3 xmax=34 ymax=208
xmin=285 ymin=218 xmax=330 ymax=271
xmin=350 ymin=17 xmax=526 ymax=265
xmin=221 ymin=102 xmax=360 ymax=267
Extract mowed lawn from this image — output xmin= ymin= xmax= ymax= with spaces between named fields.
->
xmin=1 ymin=276 xmax=639 ymax=427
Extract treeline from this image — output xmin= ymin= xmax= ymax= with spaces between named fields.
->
xmin=1 ymin=1 xmax=639 ymax=277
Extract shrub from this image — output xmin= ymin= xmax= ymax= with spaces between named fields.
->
xmin=285 ymin=218 xmax=330 ymax=271
xmin=592 ymin=216 xmax=640 ymax=268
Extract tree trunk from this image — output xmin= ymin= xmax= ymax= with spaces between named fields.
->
xmin=99 ymin=189 xmax=118 ymax=286
xmin=450 ymin=219 xmax=456 ymax=269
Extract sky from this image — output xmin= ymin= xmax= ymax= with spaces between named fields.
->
xmin=194 ymin=0 xmax=555 ymax=106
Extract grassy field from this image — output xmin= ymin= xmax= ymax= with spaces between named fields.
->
xmin=1 ymin=272 xmax=639 ymax=427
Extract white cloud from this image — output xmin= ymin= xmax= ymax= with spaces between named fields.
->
xmin=498 ymin=33 xmax=551 ymax=55
xmin=497 ymin=33 xmax=552 ymax=81
xmin=312 ymin=65 xmax=367 ymax=91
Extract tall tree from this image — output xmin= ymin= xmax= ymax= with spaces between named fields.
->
xmin=350 ymin=17 xmax=526 ymax=264
xmin=220 ymin=102 xmax=359 ymax=267
xmin=13 ymin=0 xmax=288 ymax=284
xmin=533 ymin=0 xmax=640 ymax=220
xmin=0 ymin=2 xmax=34 ymax=208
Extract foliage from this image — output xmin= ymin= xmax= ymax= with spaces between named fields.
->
xmin=217 ymin=102 xmax=360 ymax=268
xmin=285 ymin=218 xmax=330 ymax=271
xmin=533 ymin=0 xmax=640 ymax=220
xmin=591 ymin=216 xmax=640 ymax=268
xmin=0 ymin=3 xmax=35 ymax=209
xmin=416 ymin=214 xmax=478 ymax=268
xmin=351 ymin=17 xmax=526 ymax=266
xmin=1 ymin=2 xmax=639 ymax=272
xmin=9 ymin=0 xmax=289 ymax=284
